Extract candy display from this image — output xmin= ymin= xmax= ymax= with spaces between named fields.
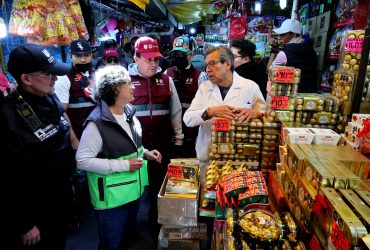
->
xmin=339 ymin=30 xmax=365 ymax=73
xmin=238 ymin=209 xmax=281 ymax=242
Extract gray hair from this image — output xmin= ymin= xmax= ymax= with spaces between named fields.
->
xmin=204 ymin=46 xmax=234 ymax=71
xmin=93 ymin=65 xmax=131 ymax=105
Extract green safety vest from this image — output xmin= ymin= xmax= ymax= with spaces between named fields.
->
xmin=87 ymin=146 xmax=149 ymax=209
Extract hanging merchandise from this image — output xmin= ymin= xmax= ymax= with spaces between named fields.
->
xmin=128 ymin=0 xmax=149 ymax=11
xmin=9 ymin=0 xmax=88 ymax=46
xmin=248 ymin=14 xmax=275 ymax=34
xmin=229 ymin=14 xmax=247 ymax=40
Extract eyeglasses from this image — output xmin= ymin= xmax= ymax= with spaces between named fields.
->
xmin=205 ymin=60 xmax=222 ymax=70
xmin=233 ymin=55 xmax=243 ymax=59
xmin=28 ymin=73 xmax=53 ymax=81
xmin=107 ymin=57 xmax=118 ymax=64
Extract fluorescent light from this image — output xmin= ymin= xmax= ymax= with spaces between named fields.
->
xmin=0 ymin=18 xmax=7 ymax=38
xmin=189 ymin=27 xmax=196 ymax=34
xmin=255 ymin=2 xmax=261 ymax=13
xmin=280 ymin=0 xmax=287 ymax=9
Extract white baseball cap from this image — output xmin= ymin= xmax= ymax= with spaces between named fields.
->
xmin=273 ymin=19 xmax=302 ymax=35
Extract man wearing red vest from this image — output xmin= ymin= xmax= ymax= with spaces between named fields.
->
xmin=54 ymin=39 xmax=96 ymax=232
xmin=128 ymin=36 xmax=183 ymax=241
xmin=165 ymin=36 xmax=201 ymax=158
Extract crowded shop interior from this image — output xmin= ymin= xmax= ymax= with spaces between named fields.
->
xmin=0 ymin=0 xmax=370 ymax=249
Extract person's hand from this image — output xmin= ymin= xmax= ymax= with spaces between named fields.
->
xmin=128 ymin=158 xmax=143 ymax=171
xmin=269 ymin=37 xmax=279 ymax=51
xmin=145 ymin=150 xmax=162 ymax=163
xmin=235 ymin=108 xmax=261 ymax=123
xmin=70 ymin=136 xmax=79 ymax=151
xmin=83 ymin=87 xmax=93 ymax=99
xmin=208 ymin=105 xmax=237 ymax=119
xmin=22 ymin=226 xmax=40 ymax=246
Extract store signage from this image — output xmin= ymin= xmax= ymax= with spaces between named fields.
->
xmin=213 ymin=118 xmax=230 ymax=131
xmin=344 ymin=38 xmax=364 ymax=53
xmin=271 ymin=96 xmax=289 ymax=109
xmin=330 ymin=221 xmax=350 ymax=250
xmin=167 ymin=165 xmax=183 ymax=178
xmin=275 ymin=68 xmax=295 ymax=83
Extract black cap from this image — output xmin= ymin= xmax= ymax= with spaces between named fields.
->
xmin=7 ymin=43 xmax=71 ymax=79
xmin=70 ymin=39 xmax=92 ymax=55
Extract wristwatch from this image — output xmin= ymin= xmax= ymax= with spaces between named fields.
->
xmin=201 ymin=108 xmax=209 ymax=121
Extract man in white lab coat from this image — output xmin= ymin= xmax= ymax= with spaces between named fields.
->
xmin=183 ymin=46 xmax=266 ymax=179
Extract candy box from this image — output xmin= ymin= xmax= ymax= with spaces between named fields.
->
xmin=339 ymin=30 xmax=365 ymax=73
xmin=352 ymin=113 xmax=370 ymax=126
xmin=309 ymin=128 xmax=340 ymax=145
xmin=283 ymin=127 xmax=314 ymax=144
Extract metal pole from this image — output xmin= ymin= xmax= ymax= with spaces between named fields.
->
xmin=291 ymin=0 xmax=299 ymax=20
xmin=351 ymin=2 xmax=370 ymax=114
xmin=0 ymin=40 xmax=5 ymax=74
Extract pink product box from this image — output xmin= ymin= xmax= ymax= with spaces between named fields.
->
xmin=351 ymin=113 xmax=370 ymax=126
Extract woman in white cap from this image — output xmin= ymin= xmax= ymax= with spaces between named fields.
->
xmin=267 ymin=19 xmax=317 ymax=93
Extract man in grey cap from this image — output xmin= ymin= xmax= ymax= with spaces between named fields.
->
xmin=0 ymin=43 xmax=74 ymax=249
xmin=267 ymin=19 xmax=317 ymax=93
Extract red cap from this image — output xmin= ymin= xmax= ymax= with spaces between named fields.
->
xmin=134 ymin=37 xmax=163 ymax=59
xmin=103 ymin=48 xmax=119 ymax=59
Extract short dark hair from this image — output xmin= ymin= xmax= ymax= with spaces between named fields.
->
xmin=231 ymin=39 xmax=256 ymax=60
xmin=204 ymin=46 xmax=234 ymax=71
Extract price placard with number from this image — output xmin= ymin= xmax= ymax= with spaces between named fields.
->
xmin=344 ymin=38 xmax=364 ymax=53
xmin=270 ymin=96 xmax=289 ymax=109
xmin=330 ymin=221 xmax=350 ymax=250
xmin=167 ymin=165 xmax=183 ymax=178
xmin=213 ymin=118 xmax=230 ymax=131
xmin=275 ymin=68 xmax=295 ymax=83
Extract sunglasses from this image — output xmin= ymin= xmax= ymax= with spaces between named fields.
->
xmin=107 ymin=57 xmax=118 ymax=64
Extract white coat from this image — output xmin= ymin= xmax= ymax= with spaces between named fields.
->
xmin=183 ymin=72 xmax=266 ymax=161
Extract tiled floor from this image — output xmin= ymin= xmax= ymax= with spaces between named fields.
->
xmin=66 ymin=190 xmax=155 ymax=250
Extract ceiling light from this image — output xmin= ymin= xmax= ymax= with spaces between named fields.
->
xmin=255 ymin=2 xmax=261 ymax=14
xmin=189 ymin=27 xmax=196 ymax=34
xmin=0 ymin=18 xmax=7 ymax=38
xmin=280 ymin=0 xmax=287 ymax=9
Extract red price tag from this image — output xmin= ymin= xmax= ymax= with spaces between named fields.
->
xmin=275 ymin=68 xmax=295 ymax=83
xmin=271 ymin=96 xmax=289 ymax=109
xmin=330 ymin=221 xmax=350 ymax=250
xmin=167 ymin=165 xmax=183 ymax=178
xmin=345 ymin=38 xmax=364 ymax=53
xmin=213 ymin=118 xmax=230 ymax=131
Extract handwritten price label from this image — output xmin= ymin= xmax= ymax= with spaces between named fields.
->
xmin=271 ymin=96 xmax=289 ymax=109
xmin=167 ymin=165 xmax=183 ymax=178
xmin=275 ymin=68 xmax=295 ymax=83
xmin=330 ymin=221 xmax=350 ymax=250
xmin=345 ymin=38 xmax=364 ymax=53
xmin=213 ymin=118 xmax=230 ymax=131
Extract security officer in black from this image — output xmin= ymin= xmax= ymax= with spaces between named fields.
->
xmin=0 ymin=43 xmax=74 ymax=249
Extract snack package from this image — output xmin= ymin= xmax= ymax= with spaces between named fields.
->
xmin=328 ymin=26 xmax=352 ymax=59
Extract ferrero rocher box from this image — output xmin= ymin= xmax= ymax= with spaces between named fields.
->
xmin=286 ymin=144 xmax=306 ymax=178
xmin=338 ymin=189 xmax=370 ymax=231
xmin=354 ymin=188 xmax=370 ymax=207
xmin=168 ymin=158 xmax=199 ymax=183
xmin=158 ymin=175 xmax=199 ymax=227
xmin=302 ymin=157 xmax=334 ymax=191
xmin=313 ymin=188 xmax=368 ymax=248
